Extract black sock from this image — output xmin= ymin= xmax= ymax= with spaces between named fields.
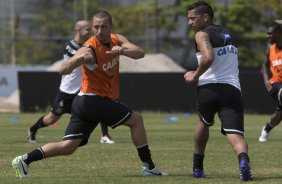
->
xmin=23 ymin=148 xmax=45 ymax=165
xmin=30 ymin=116 xmax=47 ymax=132
xmin=238 ymin=152 xmax=250 ymax=163
xmin=137 ymin=144 xmax=155 ymax=170
xmin=100 ymin=123 xmax=108 ymax=136
xmin=193 ymin=153 xmax=204 ymax=170
xmin=264 ymin=122 xmax=273 ymax=132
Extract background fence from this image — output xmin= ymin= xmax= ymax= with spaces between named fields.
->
xmin=18 ymin=69 xmax=275 ymax=114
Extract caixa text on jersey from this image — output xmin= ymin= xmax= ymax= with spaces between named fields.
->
xmin=217 ymin=45 xmax=238 ymax=56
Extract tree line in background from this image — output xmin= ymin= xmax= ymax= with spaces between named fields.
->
xmin=0 ymin=0 xmax=282 ymax=68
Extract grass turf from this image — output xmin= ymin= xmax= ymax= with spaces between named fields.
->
xmin=1 ymin=112 xmax=282 ymax=183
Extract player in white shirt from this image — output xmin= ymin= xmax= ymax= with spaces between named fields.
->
xmin=185 ymin=1 xmax=252 ymax=181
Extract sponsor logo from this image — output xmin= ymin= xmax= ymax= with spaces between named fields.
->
xmin=217 ymin=45 xmax=238 ymax=56
xmin=220 ymin=33 xmax=231 ymax=45
xmin=103 ymin=58 xmax=119 ymax=71
xmin=59 ymin=100 xmax=64 ymax=107
xmin=146 ymin=170 xmax=163 ymax=176
xmin=220 ymin=33 xmax=231 ymax=39
xmin=20 ymin=160 xmax=28 ymax=175
xmin=272 ymin=59 xmax=282 ymax=67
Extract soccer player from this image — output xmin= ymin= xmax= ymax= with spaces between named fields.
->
xmin=184 ymin=1 xmax=252 ymax=181
xmin=12 ymin=10 xmax=167 ymax=178
xmin=259 ymin=22 xmax=282 ymax=142
xmin=27 ymin=20 xmax=114 ymax=144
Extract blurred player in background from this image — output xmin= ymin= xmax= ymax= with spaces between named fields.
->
xmin=12 ymin=10 xmax=167 ymax=178
xmin=184 ymin=1 xmax=252 ymax=181
xmin=259 ymin=22 xmax=282 ymax=142
xmin=28 ymin=20 xmax=114 ymax=144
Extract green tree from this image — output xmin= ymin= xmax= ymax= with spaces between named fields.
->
xmin=77 ymin=1 xmax=180 ymax=53
xmin=225 ymin=0 xmax=265 ymax=67
xmin=3 ymin=0 xmax=282 ymax=67
xmin=9 ymin=1 xmax=76 ymax=65
xmin=178 ymin=0 xmax=269 ymax=67
xmin=25 ymin=4 xmax=74 ymax=64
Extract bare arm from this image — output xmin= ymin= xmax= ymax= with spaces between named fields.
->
xmin=261 ymin=62 xmax=270 ymax=83
xmin=261 ymin=45 xmax=272 ymax=91
xmin=184 ymin=31 xmax=214 ymax=83
xmin=59 ymin=47 xmax=95 ymax=75
xmin=261 ymin=45 xmax=270 ymax=82
xmin=108 ymin=34 xmax=144 ymax=59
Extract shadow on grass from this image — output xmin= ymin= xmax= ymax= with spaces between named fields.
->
xmin=252 ymin=175 xmax=282 ymax=181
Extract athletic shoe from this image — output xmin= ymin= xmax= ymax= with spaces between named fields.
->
xmin=239 ymin=159 xmax=253 ymax=181
xmin=141 ymin=167 xmax=168 ymax=176
xmin=27 ymin=128 xmax=36 ymax=143
xmin=12 ymin=156 xmax=29 ymax=179
xmin=100 ymin=135 xmax=115 ymax=144
xmin=259 ymin=126 xmax=269 ymax=142
xmin=193 ymin=169 xmax=205 ymax=178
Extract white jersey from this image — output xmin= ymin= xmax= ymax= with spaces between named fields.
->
xmin=59 ymin=40 xmax=82 ymax=94
xmin=196 ymin=24 xmax=241 ymax=91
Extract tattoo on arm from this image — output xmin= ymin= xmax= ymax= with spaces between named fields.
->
xmin=200 ymin=35 xmax=212 ymax=50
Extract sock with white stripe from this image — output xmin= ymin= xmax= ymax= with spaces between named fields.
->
xmin=22 ymin=148 xmax=45 ymax=165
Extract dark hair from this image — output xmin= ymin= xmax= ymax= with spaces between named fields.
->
xmin=188 ymin=1 xmax=214 ymax=20
xmin=268 ymin=22 xmax=282 ymax=33
xmin=93 ymin=10 xmax=112 ymax=25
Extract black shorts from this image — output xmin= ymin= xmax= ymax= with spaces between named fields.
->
xmin=197 ymin=83 xmax=244 ymax=136
xmin=269 ymin=82 xmax=282 ymax=110
xmin=63 ymin=95 xmax=132 ymax=146
xmin=50 ymin=91 xmax=77 ymax=116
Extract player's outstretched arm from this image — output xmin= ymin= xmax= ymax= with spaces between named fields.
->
xmin=59 ymin=47 xmax=94 ymax=75
xmin=115 ymin=34 xmax=145 ymax=59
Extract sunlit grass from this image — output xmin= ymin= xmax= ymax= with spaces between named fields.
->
xmin=0 ymin=112 xmax=281 ymax=183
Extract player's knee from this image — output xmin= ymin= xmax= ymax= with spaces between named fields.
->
xmin=132 ymin=112 xmax=143 ymax=124
xmin=125 ymin=112 xmax=143 ymax=127
xmin=61 ymin=140 xmax=79 ymax=155
xmin=45 ymin=113 xmax=60 ymax=125
xmin=277 ymin=110 xmax=282 ymax=117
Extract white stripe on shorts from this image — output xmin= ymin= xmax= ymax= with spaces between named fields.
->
xmin=110 ymin=112 xmax=131 ymax=128
xmin=222 ymin=128 xmax=243 ymax=134
xmin=278 ymin=88 xmax=282 ymax=106
xmin=63 ymin=133 xmax=83 ymax=139
xmin=199 ymin=113 xmax=214 ymax=126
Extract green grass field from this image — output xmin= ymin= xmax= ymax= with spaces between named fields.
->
xmin=1 ymin=112 xmax=282 ymax=184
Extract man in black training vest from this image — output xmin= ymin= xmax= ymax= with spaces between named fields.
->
xmin=184 ymin=1 xmax=253 ymax=181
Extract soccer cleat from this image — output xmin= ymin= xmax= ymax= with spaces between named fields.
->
xmin=100 ymin=135 xmax=115 ymax=144
xmin=141 ymin=167 xmax=168 ymax=176
xmin=239 ymin=159 xmax=253 ymax=181
xmin=27 ymin=128 xmax=36 ymax=143
xmin=259 ymin=126 xmax=269 ymax=142
xmin=12 ymin=156 xmax=29 ymax=179
xmin=193 ymin=169 xmax=205 ymax=178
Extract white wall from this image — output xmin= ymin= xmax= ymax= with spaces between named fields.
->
xmin=0 ymin=65 xmax=47 ymax=96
